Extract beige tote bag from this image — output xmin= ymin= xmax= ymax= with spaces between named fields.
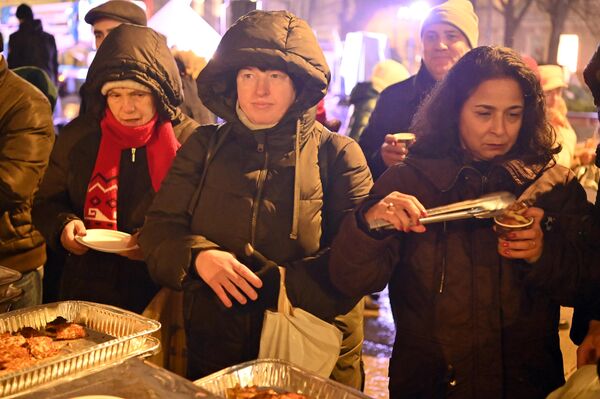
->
xmin=258 ymin=267 xmax=342 ymax=377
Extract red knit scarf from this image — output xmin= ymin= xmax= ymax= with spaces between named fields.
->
xmin=83 ymin=109 xmax=180 ymax=230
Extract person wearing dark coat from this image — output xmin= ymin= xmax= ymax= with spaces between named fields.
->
xmin=345 ymin=59 xmax=409 ymax=141
xmin=139 ymin=10 xmax=372 ymax=388
xmin=8 ymin=4 xmax=58 ymax=84
xmin=82 ymin=0 xmax=208 ymax=127
xmin=570 ymin=42 xmax=600 ymax=372
xmin=330 ymin=46 xmax=596 ymax=398
xmin=32 ymin=24 xmax=199 ymax=313
xmin=358 ymin=0 xmax=478 ymax=180
xmin=0 ymin=53 xmax=54 ymax=309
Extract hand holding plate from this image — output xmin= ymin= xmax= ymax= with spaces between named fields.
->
xmin=61 ymin=220 xmax=89 ymax=255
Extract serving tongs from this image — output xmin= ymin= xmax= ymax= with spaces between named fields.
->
xmin=368 ymin=191 xmax=516 ymax=231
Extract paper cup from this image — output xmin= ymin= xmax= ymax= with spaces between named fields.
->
xmin=493 ymin=216 xmax=534 ymax=238
xmin=392 ymin=132 xmax=416 ymax=145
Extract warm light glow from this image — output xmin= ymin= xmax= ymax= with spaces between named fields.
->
xmin=340 ymin=31 xmax=388 ymax=96
xmin=557 ymin=34 xmax=579 ymax=73
xmin=397 ymin=1 xmax=430 ymax=21
xmin=148 ymin=0 xmax=221 ymax=60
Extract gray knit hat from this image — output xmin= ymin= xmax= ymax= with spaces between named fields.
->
xmin=85 ymin=0 xmax=147 ymax=26
xmin=420 ymin=0 xmax=479 ymax=48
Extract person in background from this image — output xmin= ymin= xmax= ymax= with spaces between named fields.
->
xmin=0 ymin=42 xmax=55 ymax=309
xmin=32 ymin=24 xmax=198 ymax=313
xmin=315 ymin=98 xmax=342 ymax=132
xmin=84 ymin=0 xmax=209 ymax=126
xmin=330 ymin=46 xmax=596 ymax=398
xmin=139 ymin=10 xmax=372 ymax=388
xmin=539 ymin=65 xmax=577 ymax=168
xmin=358 ymin=0 xmax=478 ymax=180
xmin=359 ymin=0 xmax=479 ymax=180
xmin=12 ymin=66 xmax=58 ymax=112
xmin=171 ymin=49 xmax=215 ymax=125
xmin=345 ymin=59 xmax=409 ymax=142
xmin=84 ymin=0 xmax=147 ymax=49
xmin=8 ymin=3 xmax=58 ymax=84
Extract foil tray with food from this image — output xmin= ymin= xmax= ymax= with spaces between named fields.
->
xmin=194 ymin=359 xmax=373 ymax=399
xmin=0 ymin=301 xmax=160 ymax=398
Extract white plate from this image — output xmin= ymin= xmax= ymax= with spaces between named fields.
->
xmin=75 ymin=229 xmax=138 ymax=253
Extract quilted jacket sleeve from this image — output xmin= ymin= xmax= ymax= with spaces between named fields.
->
xmin=284 ymin=133 xmax=373 ymax=320
xmin=0 ymin=78 xmax=54 ymax=212
xmin=139 ymin=126 xmax=221 ymax=290
xmin=32 ymin=119 xmax=88 ymax=252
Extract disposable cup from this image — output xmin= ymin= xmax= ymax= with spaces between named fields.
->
xmin=493 ymin=215 xmax=534 ymax=238
xmin=392 ymin=132 xmax=416 ymax=146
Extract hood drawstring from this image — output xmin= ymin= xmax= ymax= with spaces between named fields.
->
xmin=289 ymin=119 xmax=302 ymax=240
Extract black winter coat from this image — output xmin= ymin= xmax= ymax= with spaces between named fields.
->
xmin=330 ymin=155 xmax=595 ymax=398
xmin=8 ymin=20 xmax=58 ymax=84
xmin=139 ymin=10 xmax=373 ymax=385
xmin=32 ymin=25 xmax=198 ymax=313
xmin=358 ymin=64 xmax=436 ymax=179
xmin=345 ymin=81 xmax=379 ymax=142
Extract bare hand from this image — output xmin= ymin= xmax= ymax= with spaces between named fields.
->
xmin=364 ymin=191 xmax=427 ymax=233
xmin=380 ymin=134 xmax=408 ymax=167
xmin=60 ymin=220 xmax=89 ymax=255
xmin=195 ymin=249 xmax=263 ymax=308
xmin=497 ymin=207 xmax=544 ymax=263
xmin=120 ymin=232 xmax=144 ymax=261
xmin=577 ymin=320 xmax=600 ymax=368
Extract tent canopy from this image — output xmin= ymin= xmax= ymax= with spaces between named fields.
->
xmin=148 ymin=0 xmax=221 ymax=60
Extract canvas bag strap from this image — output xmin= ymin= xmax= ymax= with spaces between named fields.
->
xmin=277 ymin=267 xmax=292 ymax=315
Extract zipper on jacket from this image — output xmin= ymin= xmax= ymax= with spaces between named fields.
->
xmin=131 ymin=148 xmax=136 ymax=163
xmin=250 ymin=142 xmax=269 ymax=247
xmin=480 ymin=174 xmax=488 ymax=194
xmin=438 ymin=221 xmax=448 ymax=294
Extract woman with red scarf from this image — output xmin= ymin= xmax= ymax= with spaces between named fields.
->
xmin=33 ymin=24 xmax=198 ymax=313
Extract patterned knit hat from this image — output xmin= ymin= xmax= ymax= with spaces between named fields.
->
xmin=420 ymin=0 xmax=479 ymax=49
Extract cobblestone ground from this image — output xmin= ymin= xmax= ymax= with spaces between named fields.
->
xmin=361 ymin=289 xmax=577 ymax=399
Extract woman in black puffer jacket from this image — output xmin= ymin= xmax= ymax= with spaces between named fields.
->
xmin=139 ymin=11 xmax=372 ymax=388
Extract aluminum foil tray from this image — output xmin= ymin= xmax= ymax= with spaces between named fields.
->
xmin=194 ymin=359 xmax=373 ymax=399
xmin=0 ymin=301 xmax=161 ymax=398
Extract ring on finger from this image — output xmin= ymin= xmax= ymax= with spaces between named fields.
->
xmin=386 ymin=202 xmax=395 ymax=211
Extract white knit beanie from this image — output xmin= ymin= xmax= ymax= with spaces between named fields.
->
xmin=371 ymin=60 xmax=410 ymax=92
xmin=420 ymin=0 xmax=479 ymax=49
xmin=101 ymin=79 xmax=152 ymax=95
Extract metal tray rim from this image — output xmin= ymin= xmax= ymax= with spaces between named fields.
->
xmin=0 ymin=301 xmax=161 ymax=397
xmin=195 ymin=358 xmax=373 ymax=399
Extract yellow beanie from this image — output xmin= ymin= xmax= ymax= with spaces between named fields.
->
xmin=420 ymin=0 xmax=479 ymax=48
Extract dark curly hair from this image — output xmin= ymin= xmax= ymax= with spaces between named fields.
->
xmin=410 ymin=46 xmax=558 ymax=166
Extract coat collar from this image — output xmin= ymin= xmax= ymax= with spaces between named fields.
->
xmin=404 ymin=154 xmax=547 ymax=193
xmin=409 ymin=63 xmax=437 ymax=102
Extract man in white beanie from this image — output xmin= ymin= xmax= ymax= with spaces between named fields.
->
xmin=359 ymin=0 xmax=479 ymax=180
